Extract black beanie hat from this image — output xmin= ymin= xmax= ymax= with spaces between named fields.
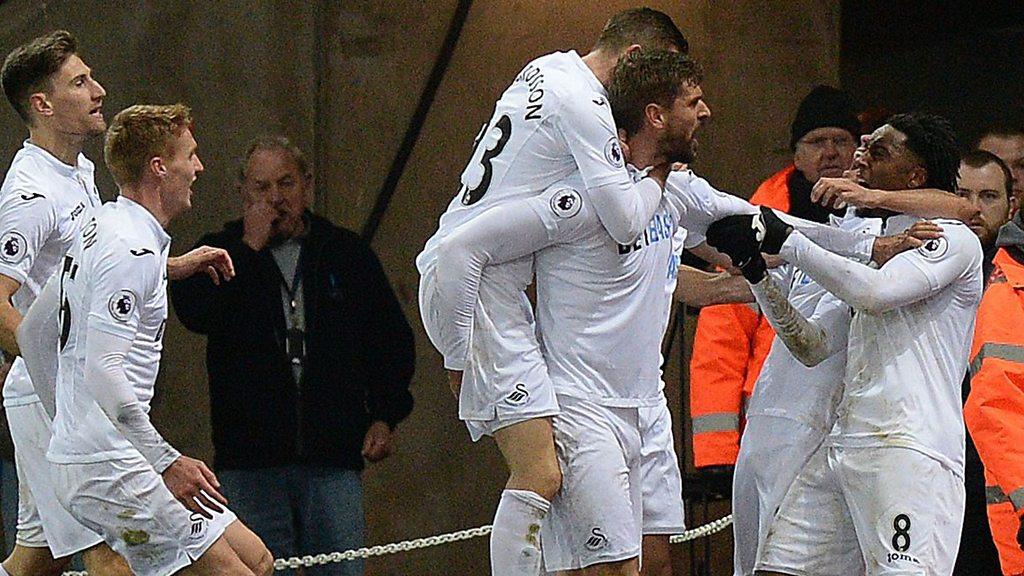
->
xmin=789 ymin=85 xmax=860 ymax=150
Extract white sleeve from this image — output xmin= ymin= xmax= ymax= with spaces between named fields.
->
xmin=17 ymin=270 xmax=60 ymax=419
xmin=84 ymin=329 xmax=180 ymax=473
xmin=433 ymin=197 xmax=565 ymax=370
xmin=779 ymin=227 xmax=977 ymax=314
xmin=556 ymin=95 xmax=662 ymax=244
xmin=668 ymin=174 xmax=759 ymax=249
xmin=0 ymin=190 xmax=57 ymax=284
xmin=776 ymin=211 xmax=874 ymax=263
xmin=82 ymin=241 xmax=179 ymax=472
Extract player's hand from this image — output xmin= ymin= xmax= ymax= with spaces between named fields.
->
xmin=242 ymin=198 xmax=277 ymax=251
xmin=167 ymin=246 xmax=235 ymax=285
xmin=870 ymin=221 xmax=944 ymax=266
xmin=447 ymin=370 xmax=463 ymax=398
xmin=811 ymin=177 xmax=882 ymax=210
xmin=362 ymin=421 xmax=393 ymax=463
xmin=162 ymin=455 xmax=228 ymax=519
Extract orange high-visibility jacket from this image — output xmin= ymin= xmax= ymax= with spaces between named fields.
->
xmin=966 ymin=247 xmax=1024 ymax=576
xmin=689 ymin=165 xmax=793 ymax=468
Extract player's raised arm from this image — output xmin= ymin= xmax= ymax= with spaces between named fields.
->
xmin=813 ymin=177 xmax=978 ymax=223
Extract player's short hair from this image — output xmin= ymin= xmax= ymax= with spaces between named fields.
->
xmin=236 ymin=134 xmax=311 ymax=183
xmin=887 ymin=112 xmax=960 ymax=194
xmin=961 ymin=149 xmax=1013 ymax=200
xmin=971 ymin=121 xmax=1024 ymax=148
xmin=593 ymin=8 xmax=688 ymax=54
xmin=104 ymin=104 xmax=193 ymax=187
xmin=608 ymin=50 xmax=702 ymax=137
xmin=1 ymin=30 xmax=78 ymax=123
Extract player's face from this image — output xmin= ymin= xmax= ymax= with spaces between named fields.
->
xmin=162 ymin=128 xmax=203 ymax=218
xmin=242 ymin=149 xmax=311 ymax=241
xmin=843 ymin=134 xmax=871 ymax=183
xmin=794 ymin=127 xmax=857 ymax=183
xmin=977 ymin=133 xmax=1024 ymax=205
xmin=42 ymin=54 xmax=106 ymax=137
xmin=956 ymin=161 xmax=1014 ymax=249
xmin=853 ymin=125 xmax=923 ymax=191
xmin=660 ymin=82 xmax=710 ymax=164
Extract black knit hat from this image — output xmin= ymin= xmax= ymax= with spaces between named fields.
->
xmin=789 ymin=85 xmax=860 ymax=150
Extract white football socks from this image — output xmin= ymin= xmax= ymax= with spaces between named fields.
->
xmin=490 ymin=489 xmax=550 ymax=576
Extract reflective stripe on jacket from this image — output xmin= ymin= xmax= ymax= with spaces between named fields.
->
xmin=689 ymin=166 xmax=793 ymax=467
xmin=966 ymin=247 xmax=1024 ymax=575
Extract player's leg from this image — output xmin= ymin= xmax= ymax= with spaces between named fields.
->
xmin=542 ymin=398 xmax=644 ymax=576
xmin=640 ymin=536 xmax=672 ymax=576
xmin=217 ymin=520 xmax=274 ymax=576
xmin=754 ymin=444 xmax=862 ymax=576
xmin=637 ymin=401 xmax=685 ymax=576
xmin=835 ymin=445 xmax=964 ymax=576
xmin=177 ymin=533 xmax=258 ymax=576
xmin=1 ymin=545 xmax=70 ymax=576
xmin=463 ymin=260 xmax=561 ymax=576
xmin=489 ymin=417 xmax=561 ymax=575
xmin=80 ymin=542 xmax=131 ymax=576
xmin=3 ymin=402 xmax=109 ymax=576
xmin=735 ymin=416 xmax=826 ymax=576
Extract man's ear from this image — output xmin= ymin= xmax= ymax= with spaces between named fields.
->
xmin=623 ymin=43 xmax=643 ymax=58
xmin=907 ymin=166 xmax=928 ymax=189
xmin=644 ymin=102 xmax=664 ymax=130
xmin=149 ymin=156 xmax=167 ymax=179
xmin=28 ymin=92 xmax=52 ymax=118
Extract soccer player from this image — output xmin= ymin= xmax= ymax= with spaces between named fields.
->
xmin=416 ymin=9 xmax=686 ymax=575
xmin=708 ymin=113 xmax=981 ymax=576
xmin=46 ymin=104 xmax=272 ymax=576
xmin=0 ymin=32 xmax=232 ymax=576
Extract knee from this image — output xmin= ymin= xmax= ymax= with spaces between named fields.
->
xmin=253 ymin=547 xmax=275 ymax=576
xmin=530 ymin=460 xmax=562 ymax=501
xmin=83 ymin=546 xmax=132 ymax=576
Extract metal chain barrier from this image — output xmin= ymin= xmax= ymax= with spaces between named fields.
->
xmin=64 ymin=514 xmax=731 ymax=574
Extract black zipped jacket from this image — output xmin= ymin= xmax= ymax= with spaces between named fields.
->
xmin=170 ymin=212 xmax=415 ymax=471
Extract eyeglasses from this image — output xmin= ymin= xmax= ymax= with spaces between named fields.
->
xmin=799 ymin=135 xmax=857 ymax=150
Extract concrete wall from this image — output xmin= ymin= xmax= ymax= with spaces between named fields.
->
xmin=0 ymin=2 xmax=840 ymax=573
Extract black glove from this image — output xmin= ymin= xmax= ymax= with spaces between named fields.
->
xmin=758 ymin=206 xmax=794 ymax=255
xmin=739 ymin=253 xmax=768 ymax=284
xmin=705 ymin=215 xmax=762 ymax=269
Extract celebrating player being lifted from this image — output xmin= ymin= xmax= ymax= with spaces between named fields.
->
xmin=707 ymin=113 xmax=981 ymax=576
xmin=417 ymin=8 xmax=687 ymax=575
xmin=43 ymin=104 xmax=272 ymax=576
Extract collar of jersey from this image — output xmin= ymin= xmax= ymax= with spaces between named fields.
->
xmin=115 ymin=195 xmax=171 ymax=248
xmin=882 ymin=213 xmax=920 ymax=236
xmin=22 ymin=139 xmax=85 ymax=179
xmin=569 ymin=50 xmax=607 ymax=96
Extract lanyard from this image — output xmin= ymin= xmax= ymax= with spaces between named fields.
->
xmin=275 ymin=245 xmax=304 ymax=314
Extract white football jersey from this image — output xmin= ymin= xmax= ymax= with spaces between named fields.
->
xmin=48 ymin=197 xmax=169 ymax=464
xmin=416 ymin=50 xmax=638 ymax=265
xmin=829 ymin=216 xmax=983 ymax=475
xmin=0 ymin=141 xmax=100 ymax=407
xmin=747 ymin=214 xmax=881 ymax=433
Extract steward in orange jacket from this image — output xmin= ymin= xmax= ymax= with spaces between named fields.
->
xmin=966 ymin=214 xmax=1024 ymax=576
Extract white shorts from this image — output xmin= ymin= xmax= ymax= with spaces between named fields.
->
xmin=542 ymin=396 xmax=643 ymax=571
xmin=757 ymin=444 xmax=965 ymax=576
xmin=53 ymin=452 xmax=238 ymax=576
xmin=732 ymin=416 xmax=825 ymax=576
xmin=639 ymin=398 xmax=685 ymax=534
xmin=420 ymin=255 xmax=558 ymax=440
xmin=7 ymin=401 xmax=104 ymax=557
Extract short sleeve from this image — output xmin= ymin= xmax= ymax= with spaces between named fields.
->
xmin=86 ymin=239 xmax=157 ymax=341
xmin=0 ymin=189 xmax=57 ymax=284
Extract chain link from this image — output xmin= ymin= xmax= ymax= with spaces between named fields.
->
xmin=62 ymin=515 xmax=731 ymax=573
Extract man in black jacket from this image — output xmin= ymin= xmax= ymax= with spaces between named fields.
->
xmin=170 ymin=135 xmax=415 ymax=576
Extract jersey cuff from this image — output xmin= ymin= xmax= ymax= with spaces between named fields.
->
xmin=0 ymin=263 xmax=28 ymax=286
